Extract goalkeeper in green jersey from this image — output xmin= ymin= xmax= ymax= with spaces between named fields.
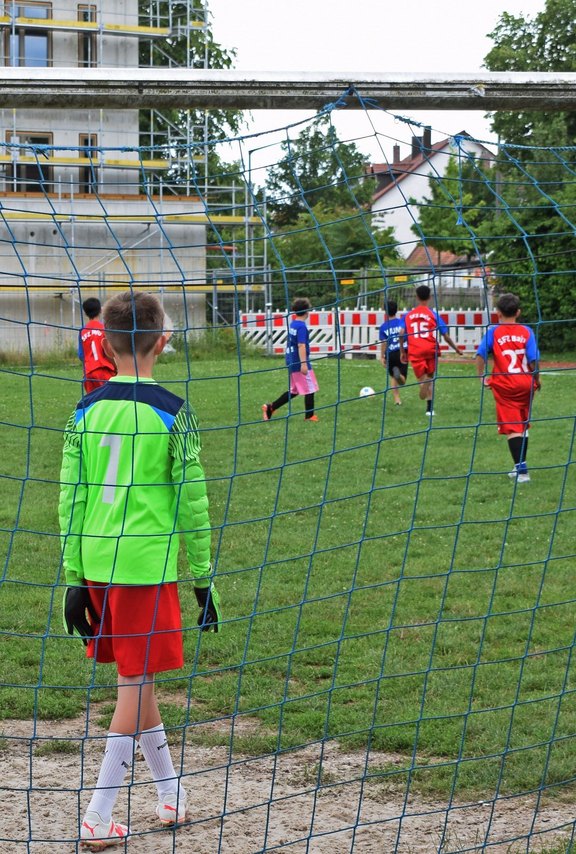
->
xmin=59 ymin=290 xmax=220 ymax=850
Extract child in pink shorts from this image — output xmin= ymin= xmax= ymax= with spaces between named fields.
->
xmin=262 ymin=297 xmax=319 ymax=422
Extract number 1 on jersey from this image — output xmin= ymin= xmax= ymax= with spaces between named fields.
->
xmin=100 ymin=434 xmax=121 ymax=504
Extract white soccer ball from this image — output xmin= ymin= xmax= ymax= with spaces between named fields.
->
xmin=359 ymin=386 xmax=375 ymax=397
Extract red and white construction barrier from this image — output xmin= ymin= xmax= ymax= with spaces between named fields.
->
xmin=240 ymin=309 xmax=498 ymax=357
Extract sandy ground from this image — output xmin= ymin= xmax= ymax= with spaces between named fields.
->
xmin=1 ymin=714 xmax=574 ymax=854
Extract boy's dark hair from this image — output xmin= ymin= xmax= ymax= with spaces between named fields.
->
xmin=386 ymin=300 xmax=398 ymax=316
xmin=103 ymin=291 xmax=164 ymax=356
xmin=496 ymin=293 xmax=521 ymax=318
xmin=291 ymin=297 xmax=311 ymax=316
xmin=415 ymin=285 xmax=431 ymax=301
xmin=82 ymin=297 xmax=102 ymax=319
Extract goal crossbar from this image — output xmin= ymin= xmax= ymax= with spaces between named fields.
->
xmin=2 ymin=68 xmax=576 ymax=110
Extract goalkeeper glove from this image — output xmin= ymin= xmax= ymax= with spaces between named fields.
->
xmin=194 ymin=583 xmax=221 ymax=633
xmin=63 ymin=586 xmax=98 ymax=645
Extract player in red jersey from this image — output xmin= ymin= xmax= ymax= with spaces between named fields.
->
xmin=78 ymin=297 xmax=117 ymax=394
xmin=399 ymin=285 xmax=461 ymax=416
xmin=476 ymin=292 xmax=540 ymax=483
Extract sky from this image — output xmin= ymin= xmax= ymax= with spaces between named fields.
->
xmin=207 ymin=0 xmax=546 ymax=168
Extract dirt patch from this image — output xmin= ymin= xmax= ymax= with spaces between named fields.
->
xmin=1 ymin=716 xmax=573 ymax=853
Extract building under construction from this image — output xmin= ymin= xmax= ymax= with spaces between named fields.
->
xmin=0 ymin=0 xmax=257 ymax=352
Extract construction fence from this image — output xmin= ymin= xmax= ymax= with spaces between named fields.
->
xmin=240 ymin=309 xmax=499 ymax=358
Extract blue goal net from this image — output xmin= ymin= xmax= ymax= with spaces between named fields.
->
xmin=0 ymin=90 xmax=575 ymax=853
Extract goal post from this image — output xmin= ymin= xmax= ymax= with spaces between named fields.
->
xmin=2 ymin=68 xmax=576 ymax=109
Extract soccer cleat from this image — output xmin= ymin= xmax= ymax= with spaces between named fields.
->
xmin=394 ymin=400 xmax=402 ymax=406
xmin=508 ymin=464 xmax=530 ymax=483
xmin=80 ymin=811 xmax=129 ymax=851
xmin=305 ymin=415 xmax=319 ymax=422
xmin=156 ymin=790 xmax=187 ymax=827
xmin=392 ymin=366 xmax=406 ymax=386
xmin=425 ymin=410 xmax=435 ymax=417
xmin=261 ymin=403 xmax=273 ymax=422
xmin=509 ymin=469 xmax=530 ymax=483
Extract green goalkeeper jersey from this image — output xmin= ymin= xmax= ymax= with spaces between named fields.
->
xmin=59 ymin=375 xmax=211 ymax=587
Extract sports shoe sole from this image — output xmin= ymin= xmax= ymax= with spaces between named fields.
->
xmin=82 ymin=842 xmax=125 ymax=853
xmin=156 ymin=803 xmax=187 ymax=828
xmin=81 ymin=829 xmax=129 ymax=852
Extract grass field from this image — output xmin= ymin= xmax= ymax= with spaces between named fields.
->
xmin=1 ymin=351 xmax=575 ymax=809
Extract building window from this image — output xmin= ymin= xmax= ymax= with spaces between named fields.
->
xmin=79 ymin=133 xmax=98 ymax=194
xmin=5 ymin=3 xmax=52 ymax=67
xmin=6 ymin=131 xmax=54 ymax=193
xmin=78 ymin=4 xmax=97 ymax=67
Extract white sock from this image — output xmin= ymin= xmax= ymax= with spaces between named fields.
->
xmin=86 ymin=732 xmax=135 ymax=822
xmin=138 ymin=724 xmax=183 ymax=799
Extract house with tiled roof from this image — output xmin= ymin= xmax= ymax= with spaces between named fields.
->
xmin=369 ymin=129 xmax=493 ymax=268
xmin=401 ymin=243 xmax=489 ymax=294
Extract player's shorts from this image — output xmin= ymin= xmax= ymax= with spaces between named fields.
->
xmin=84 ymin=369 xmax=115 ymax=394
xmin=489 ymin=382 xmax=532 ymax=435
xmin=409 ymin=351 xmax=437 ymax=379
xmin=290 ymin=369 xmax=319 ymax=396
xmin=386 ymin=349 xmax=408 ymax=380
xmin=85 ymin=580 xmax=184 ymax=677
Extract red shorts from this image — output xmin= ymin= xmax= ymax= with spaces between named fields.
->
xmin=409 ymin=352 xmax=437 ymax=379
xmin=490 ymin=383 xmax=532 ymax=435
xmin=85 ymin=581 xmax=184 ymax=677
xmin=84 ymin=369 xmax=115 ymax=394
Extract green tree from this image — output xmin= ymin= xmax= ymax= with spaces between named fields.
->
xmin=484 ymin=0 xmax=576 ymax=145
xmin=268 ymin=203 xmax=399 ymax=307
xmin=263 ymin=117 xmax=398 ymax=306
xmin=138 ymin=1 xmax=242 ymax=185
xmin=483 ymin=0 xmax=576 ymax=348
xmin=481 ymin=165 xmax=576 ymax=349
xmin=411 ymin=155 xmax=495 ymax=260
xmin=266 ymin=116 xmax=373 ymax=227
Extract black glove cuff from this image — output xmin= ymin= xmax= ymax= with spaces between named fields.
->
xmin=194 ymin=585 xmax=210 ymax=608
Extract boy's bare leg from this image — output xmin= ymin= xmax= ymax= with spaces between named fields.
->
xmin=391 ymin=377 xmax=401 ymax=405
xmin=418 ymin=375 xmax=434 ymax=401
xmin=111 ymin=673 xmax=160 ymax=736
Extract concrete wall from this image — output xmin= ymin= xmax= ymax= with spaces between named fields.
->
xmin=0 ymin=288 xmax=209 ymax=356
xmin=0 ymin=194 xmax=209 ymax=353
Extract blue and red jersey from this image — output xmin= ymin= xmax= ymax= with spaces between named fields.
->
xmin=477 ymin=322 xmax=539 ymax=392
